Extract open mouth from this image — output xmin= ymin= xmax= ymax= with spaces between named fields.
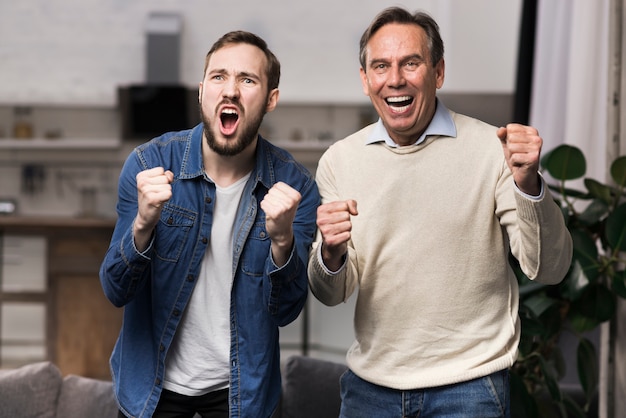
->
xmin=386 ymin=96 xmax=414 ymax=112
xmin=220 ymin=108 xmax=239 ymax=135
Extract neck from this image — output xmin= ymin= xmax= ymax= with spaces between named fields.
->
xmin=203 ymin=140 xmax=256 ymax=188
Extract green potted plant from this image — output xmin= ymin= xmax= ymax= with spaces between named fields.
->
xmin=510 ymin=144 xmax=626 ymax=418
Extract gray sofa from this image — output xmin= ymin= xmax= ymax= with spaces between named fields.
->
xmin=0 ymin=355 xmax=347 ymax=418
xmin=0 ymin=361 xmax=118 ymax=418
xmin=275 ymin=355 xmax=347 ymax=418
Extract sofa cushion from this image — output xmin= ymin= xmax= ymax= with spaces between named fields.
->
xmin=56 ymin=374 xmax=118 ymax=417
xmin=280 ymin=355 xmax=348 ymax=418
xmin=0 ymin=361 xmax=63 ymax=418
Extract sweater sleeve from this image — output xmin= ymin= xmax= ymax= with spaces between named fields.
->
xmin=307 ymin=146 xmax=359 ymax=306
xmin=497 ymin=168 xmax=573 ymax=285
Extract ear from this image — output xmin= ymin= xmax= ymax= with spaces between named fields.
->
xmin=265 ymin=88 xmax=279 ymax=113
xmin=198 ymin=82 xmax=203 ymax=102
xmin=359 ymin=67 xmax=369 ymax=97
xmin=435 ymin=58 xmax=445 ymax=90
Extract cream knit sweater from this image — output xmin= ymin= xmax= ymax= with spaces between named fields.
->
xmin=308 ymin=111 xmax=572 ymax=390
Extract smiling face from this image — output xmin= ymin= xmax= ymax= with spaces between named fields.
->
xmin=199 ymin=42 xmax=278 ymax=156
xmin=360 ymin=23 xmax=444 ymax=146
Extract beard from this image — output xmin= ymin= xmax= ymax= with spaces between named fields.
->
xmin=200 ymin=100 xmax=265 ymax=157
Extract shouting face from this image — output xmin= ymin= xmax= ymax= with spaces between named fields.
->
xmin=199 ymin=43 xmax=278 ymax=156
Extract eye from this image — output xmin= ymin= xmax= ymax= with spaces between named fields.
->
xmin=371 ymin=62 xmax=388 ymax=74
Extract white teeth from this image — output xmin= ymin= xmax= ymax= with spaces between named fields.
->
xmin=390 ymin=104 xmax=410 ymax=113
xmin=387 ymin=96 xmax=411 ymax=103
xmin=222 ymin=108 xmax=238 ymax=115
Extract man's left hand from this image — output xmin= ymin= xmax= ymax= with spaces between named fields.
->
xmin=497 ymin=123 xmax=542 ymax=196
xmin=260 ymin=181 xmax=302 ymax=266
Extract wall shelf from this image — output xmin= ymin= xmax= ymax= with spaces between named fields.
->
xmin=0 ymin=138 xmax=121 ymax=150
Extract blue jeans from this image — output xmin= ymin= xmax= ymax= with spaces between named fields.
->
xmin=339 ymin=369 xmax=510 ymax=418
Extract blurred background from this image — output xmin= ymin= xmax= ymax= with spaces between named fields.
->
xmin=0 ymin=0 xmax=624 ymax=416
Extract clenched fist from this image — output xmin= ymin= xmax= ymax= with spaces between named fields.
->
xmin=260 ymin=181 xmax=302 ymax=266
xmin=316 ymin=199 xmax=358 ymax=271
xmin=497 ymin=123 xmax=542 ymax=196
xmin=134 ymin=167 xmax=174 ymax=251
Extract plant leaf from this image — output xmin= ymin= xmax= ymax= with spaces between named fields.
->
xmin=574 ymin=284 xmax=616 ymax=323
xmin=543 ymin=144 xmax=586 ymax=181
xmin=584 ymin=178 xmax=613 ymax=205
xmin=605 ymin=202 xmax=626 ymax=252
xmin=569 ymin=311 xmax=600 ymax=334
xmin=610 ymin=155 xmax=626 ymax=186
xmin=519 ymin=281 xmax=547 ymax=298
xmin=539 ymin=355 xmax=562 ymax=401
xmin=540 ymin=305 xmax=564 ymax=340
xmin=519 ymin=311 xmax=544 ymax=337
xmin=577 ymin=338 xmax=599 ymax=402
xmin=523 ymin=293 xmax=559 ymax=318
xmin=577 ymin=198 xmax=609 ymax=226
xmin=547 ymin=183 xmax=589 ymax=199
xmin=570 ymin=229 xmax=599 ymax=283
xmin=560 ymin=260 xmax=590 ymax=301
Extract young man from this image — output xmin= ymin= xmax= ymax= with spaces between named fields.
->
xmin=100 ymin=31 xmax=320 ymax=418
xmin=308 ymin=7 xmax=572 ymax=418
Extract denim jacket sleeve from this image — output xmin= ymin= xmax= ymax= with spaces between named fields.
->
xmin=262 ymin=173 xmax=320 ymax=327
xmin=99 ymin=149 xmax=153 ymax=307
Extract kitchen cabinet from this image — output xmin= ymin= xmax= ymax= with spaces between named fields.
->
xmin=1 ymin=234 xmax=47 ymax=292
xmin=0 ymin=234 xmax=47 ymax=367
xmin=0 ymin=216 xmax=121 ymax=380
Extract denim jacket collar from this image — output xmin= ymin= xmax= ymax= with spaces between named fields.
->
xmin=180 ymin=123 xmax=275 ymax=191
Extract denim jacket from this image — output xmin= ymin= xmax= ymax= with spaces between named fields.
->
xmin=99 ymin=124 xmax=320 ymax=418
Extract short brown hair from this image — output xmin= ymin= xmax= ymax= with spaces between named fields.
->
xmin=203 ymin=30 xmax=281 ymax=91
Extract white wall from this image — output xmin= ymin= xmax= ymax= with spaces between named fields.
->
xmin=0 ymin=0 xmax=521 ymax=106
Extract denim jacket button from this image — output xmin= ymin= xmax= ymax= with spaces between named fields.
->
xmin=205 ymin=197 xmax=212 ymax=204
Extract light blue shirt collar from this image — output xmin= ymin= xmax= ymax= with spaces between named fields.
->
xmin=365 ymin=98 xmax=457 ymax=147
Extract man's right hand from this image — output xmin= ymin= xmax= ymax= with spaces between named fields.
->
xmin=316 ymin=199 xmax=358 ymax=271
xmin=133 ymin=167 xmax=174 ymax=251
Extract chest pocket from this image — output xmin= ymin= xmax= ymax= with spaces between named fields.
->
xmin=240 ymin=221 xmax=270 ymax=277
xmin=154 ymin=205 xmax=196 ymax=262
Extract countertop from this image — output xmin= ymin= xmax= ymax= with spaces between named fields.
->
xmin=0 ymin=215 xmax=116 ymax=229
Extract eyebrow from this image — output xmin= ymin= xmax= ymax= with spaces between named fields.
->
xmin=209 ymin=68 xmax=262 ymax=82
xmin=238 ymin=71 xmax=261 ymax=81
xmin=369 ymin=53 xmax=424 ymax=67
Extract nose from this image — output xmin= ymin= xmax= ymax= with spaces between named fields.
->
xmin=387 ymin=65 xmax=406 ymax=88
xmin=222 ymin=78 xmax=240 ymax=99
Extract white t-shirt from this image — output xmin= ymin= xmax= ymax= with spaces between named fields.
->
xmin=163 ymin=173 xmax=249 ymax=396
